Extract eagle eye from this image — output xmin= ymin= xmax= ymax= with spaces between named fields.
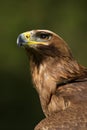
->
xmin=40 ymin=33 xmax=49 ymax=39
xmin=35 ymin=32 xmax=52 ymax=42
xmin=37 ymin=32 xmax=51 ymax=40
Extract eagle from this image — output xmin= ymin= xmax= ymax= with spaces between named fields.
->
xmin=17 ymin=30 xmax=87 ymax=130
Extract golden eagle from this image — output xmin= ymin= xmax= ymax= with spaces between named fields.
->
xmin=17 ymin=30 xmax=87 ymax=130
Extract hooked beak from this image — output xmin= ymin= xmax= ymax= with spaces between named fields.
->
xmin=17 ymin=32 xmax=30 ymax=47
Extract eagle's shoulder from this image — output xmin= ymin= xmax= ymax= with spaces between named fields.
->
xmin=35 ymin=106 xmax=87 ymax=130
xmin=35 ymin=79 xmax=87 ymax=130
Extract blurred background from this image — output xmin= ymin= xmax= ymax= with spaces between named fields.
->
xmin=0 ymin=0 xmax=87 ymax=129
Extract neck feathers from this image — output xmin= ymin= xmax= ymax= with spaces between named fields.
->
xmin=26 ymin=44 xmax=87 ymax=116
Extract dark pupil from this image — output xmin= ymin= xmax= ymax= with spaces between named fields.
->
xmin=40 ymin=33 xmax=48 ymax=39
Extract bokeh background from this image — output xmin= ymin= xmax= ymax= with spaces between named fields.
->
xmin=0 ymin=0 xmax=87 ymax=130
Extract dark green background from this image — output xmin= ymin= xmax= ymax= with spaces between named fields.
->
xmin=0 ymin=0 xmax=87 ymax=130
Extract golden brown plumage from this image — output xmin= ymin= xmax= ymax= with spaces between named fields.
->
xmin=17 ymin=30 xmax=87 ymax=130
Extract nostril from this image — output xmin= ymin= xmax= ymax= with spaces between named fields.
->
xmin=25 ymin=34 xmax=30 ymax=39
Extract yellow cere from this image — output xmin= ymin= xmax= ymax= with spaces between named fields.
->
xmin=24 ymin=32 xmax=30 ymax=40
